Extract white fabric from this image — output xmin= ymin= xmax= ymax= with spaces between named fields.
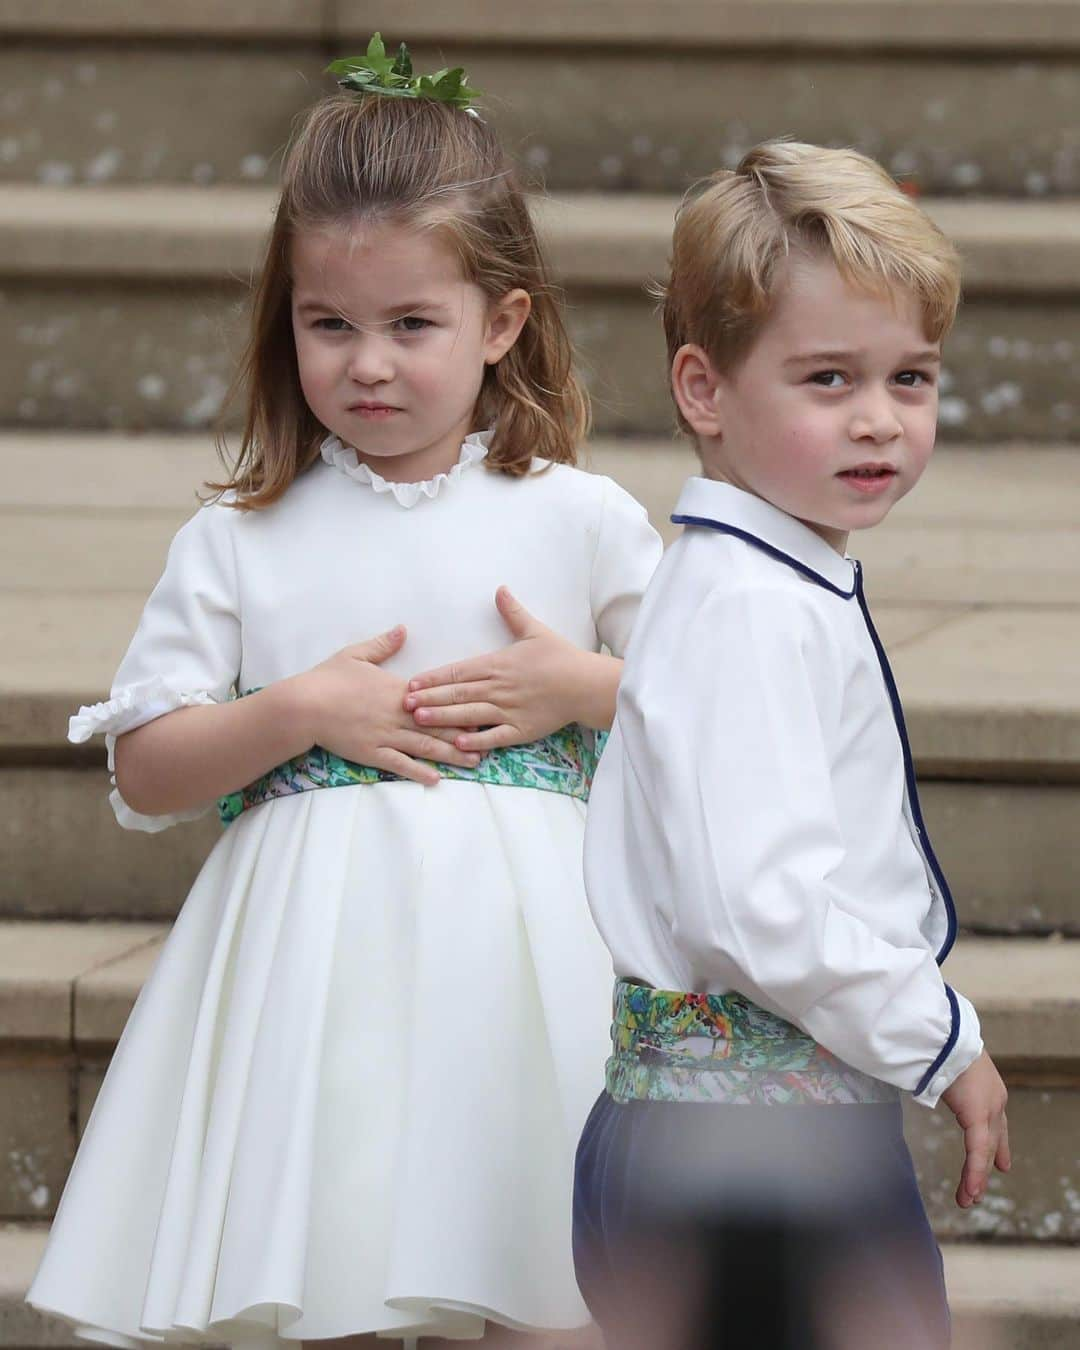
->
xmin=584 ymin=477 xmax=983 ymax=1111
xmin=318 ymin=427 xmax=491 ymax=508
xmin=30 ymin=443 xmax=663 ymax=1346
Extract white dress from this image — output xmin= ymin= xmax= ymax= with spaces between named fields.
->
xmin=28 ymin=432 xmax=663 ymax=1347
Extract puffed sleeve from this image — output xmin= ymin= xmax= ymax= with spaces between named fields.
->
xmin=589 ymin=476 xmax=664 ymax=656
xmin=68 ymin=502 xmax=242 ymax=833
xmin=618 ymin=581 xmax=983 ymax=1107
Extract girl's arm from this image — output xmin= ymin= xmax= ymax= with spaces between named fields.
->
xmin=403 ymin=587 xmax=622 ymax=752
xmin=115 ymin=627 xmax=481 ymax=816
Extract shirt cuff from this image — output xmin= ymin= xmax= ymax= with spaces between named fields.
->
xmin=912 ymin=986 xmax=984 ymax=1108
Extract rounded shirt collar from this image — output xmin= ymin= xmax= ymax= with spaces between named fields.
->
xmin=672 ymin=477 xmax=858 ymax=598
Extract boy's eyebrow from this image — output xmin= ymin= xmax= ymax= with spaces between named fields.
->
xmin=783 ymin=348 xmax=942 ymax=366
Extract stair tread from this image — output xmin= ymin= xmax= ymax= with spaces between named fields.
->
xmin=1 ymin=923 xmax=1076 ymax=1052
xmin=4 ymin=185 xmax=1080 ymax=292
xmin=3 ymin=1225 xmax=1080 ymax=1345
xmin=4 ymin=434 xmax=1079 ymax=775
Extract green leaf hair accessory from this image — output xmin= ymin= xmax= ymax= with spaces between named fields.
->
xmin=327 ymin=34 xmax=482 ymax=114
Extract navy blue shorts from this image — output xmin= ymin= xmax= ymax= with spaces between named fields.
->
xmin=573 ymin=1092 xmax=949 ymax=1350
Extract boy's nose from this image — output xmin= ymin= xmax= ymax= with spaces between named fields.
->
xmin=848 ymin=394 xmax=903 ymax=443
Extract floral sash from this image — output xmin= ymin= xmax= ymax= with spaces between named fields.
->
xmin=606 ymin=978 xmax=897 ymax=1106
xmin=218 ymin=721 xmax=606 ymax=825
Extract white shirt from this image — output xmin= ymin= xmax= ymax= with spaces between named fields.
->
xmin=70 ymin=434 xmax=663 ymax=832
xmin=584 ymin=477 xmax=983 ymax=1108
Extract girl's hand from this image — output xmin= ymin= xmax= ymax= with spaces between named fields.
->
xmin=403 ymin=587 xmax=621 ymax=751
xmin=940 ymin=1050 xmax=1011 ymax=1208
xmin=292 ymin=626 xmax=480 ymax=787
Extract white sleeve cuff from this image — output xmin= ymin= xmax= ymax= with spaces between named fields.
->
xmin=70 ymin=678 xmax=218 ymax=834
xmin=69 ymin=676 xmax=216 ymax=748
xmin=911 ymin=986 xmax=984 ymax=1108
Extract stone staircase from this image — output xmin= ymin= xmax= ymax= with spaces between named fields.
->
xmin=2 ymin=4 xmax=1080 ymax=1347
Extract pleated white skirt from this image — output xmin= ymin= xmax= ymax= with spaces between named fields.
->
xmin=28 ymin=781 xmax=613 ymax=1345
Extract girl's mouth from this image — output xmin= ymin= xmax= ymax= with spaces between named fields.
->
xmin=349 ymin=404 xmax=400 ymax=420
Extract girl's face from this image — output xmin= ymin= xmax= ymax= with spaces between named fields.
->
xmin=291 ymin=221 xmax=528 ymax=483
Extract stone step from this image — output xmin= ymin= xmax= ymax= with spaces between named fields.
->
xmin=2 ymin=432 xmax=1079 ymax=926
xmin=0 ymin=1231 xmax=1076 ymax=1350
xmin=0 ymin=1231 xmax=1075 ymax=1350
xmin=0 ymin=922 xmax=1077 ymax=1242
xmin=6 ymin=768 xmax=1076 ymax=933
xmin=4 ymin=188 xmax=1080 ymax=437
xmin=3 ymin=4 xmax=1080 ymax=199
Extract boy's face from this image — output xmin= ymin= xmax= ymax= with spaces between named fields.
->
xmin=679 ymin=255 xmax=941 ymax=552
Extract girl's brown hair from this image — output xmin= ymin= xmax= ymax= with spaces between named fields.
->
xmin=210 ymin=93 xmax=589 ymax=509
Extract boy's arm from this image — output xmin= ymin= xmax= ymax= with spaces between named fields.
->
xmin=618 ymin=581 xmax=982 ymax=1106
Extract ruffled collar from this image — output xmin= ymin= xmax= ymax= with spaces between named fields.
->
xmin=319 ymin=429 xmax=492 ymax=508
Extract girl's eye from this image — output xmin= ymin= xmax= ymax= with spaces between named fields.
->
xmin=314 ymin=316 xmax=352 ymax=332
xmin=896 ymin=369 xmax=934 ymax=388
xmin=810 ymin=370 xmax=846 ymax=389
xmin=394 ymin=315 xmax=431 ymax=333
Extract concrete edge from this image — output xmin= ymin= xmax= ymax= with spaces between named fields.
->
xmin=3 ymin=926 xmax=1077 ymax=1057
xmin=0 ymin=923 xmax=167 ymax=1046
xmin=4 ymin=1 xmax=1080 ymax=51
xmin=4 ymin=688 xmax=1078 ymax=778
xmin=3 ymin=1228 xmax=1080 ymax=1350
xmin=72 ymin=935 xmax=166 ymax=1047
xmin=3 ymin=188 xmax=1080 ymax=295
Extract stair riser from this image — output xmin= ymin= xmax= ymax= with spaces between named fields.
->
xmin=2 ymin=770 xmax=1077 ymax=929
xmin=952 ymin=1312 xmax=1080 ymax=1350
xmin=5 ymin=41 xmax=1080 ymax=199
xmin=0 ymin=1061 xmax=71 ymax=1222
xmin=906 ymin=1087 xmax=1080 ymax=1241
xmin=565 ymin=293 xmax=1080 ymax=440
xmin=922 ymin=781 xmax=1080 ymax=935
xmin=5 ymin=281 xmax=1080 ymax=440
xmin=3 ymin=1046 xmax=1076 ymax=1238
xmin=0 ymin=768 xmax=217 ymax=921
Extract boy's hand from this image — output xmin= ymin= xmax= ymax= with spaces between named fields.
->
xmin=403 ymin=587 xmax=590 ymax=751
xmin=291 ymin=627 xmax=479 ymax=786
xmin=940 ymin=1050 xmax=1010 ymax=1208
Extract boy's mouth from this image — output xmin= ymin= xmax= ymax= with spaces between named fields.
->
xmin=837 ymin=463 xmax=898 ymax=494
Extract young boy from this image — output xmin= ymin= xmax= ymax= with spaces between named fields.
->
xmin=574 ymin=142 xmax=1010 ymax=1350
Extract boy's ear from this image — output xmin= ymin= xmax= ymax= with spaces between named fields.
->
xmin=671 ymin=344 xmax=724 ymax=438
xmin=484 ymin=288 xmax=531 ymax=364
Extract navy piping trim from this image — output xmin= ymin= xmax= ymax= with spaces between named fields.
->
xmin=669 ymin=516 xmax=858 ymax=599
xmin=853 ymin=562 xmax=958 ymax=964
xmin=915 ymin=985 xmax=961 ymax=1099
xmin=672 ymin=513 xmax=958 ymax=964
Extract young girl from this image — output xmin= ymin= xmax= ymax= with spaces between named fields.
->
xmin=28 ymin=49 xmax=662 ymax=1349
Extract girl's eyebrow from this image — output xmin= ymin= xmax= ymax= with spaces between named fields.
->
xmin=294 ymin=297 xmax=451 ymax=317
xmin=783 ymin=347 xmax=942 ymax=366
xmin=380 ymin=299 xmax=451 ymax=316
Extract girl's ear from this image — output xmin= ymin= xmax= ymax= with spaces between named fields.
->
xmin=484 ymin=288 xmax=532 ymax=364
xmin=671 ymin=344 xmax=725 ymax=438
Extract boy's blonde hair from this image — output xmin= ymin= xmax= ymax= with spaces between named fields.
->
xmin=211 ymin=94 xmax=589 ymax=509
xmin=657 ymin=140 xmax=961 ymax=434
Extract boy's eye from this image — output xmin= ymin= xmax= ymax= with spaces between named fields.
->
xmin=810 ymin=370 xmax=846 ymax=388
xmin=896 ymin=369 xmax=934 ymax=388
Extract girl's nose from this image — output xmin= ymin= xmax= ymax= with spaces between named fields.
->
xmin=346 ymin=333 xmax=395 ymax=385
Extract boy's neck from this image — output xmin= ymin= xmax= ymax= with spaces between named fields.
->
xmin=698 ymin=465 xmax=850 ymax=557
